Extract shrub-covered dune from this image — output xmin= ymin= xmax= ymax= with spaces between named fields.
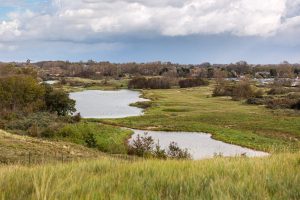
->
xmin=1 ymin=153 xmax=299 ymax=200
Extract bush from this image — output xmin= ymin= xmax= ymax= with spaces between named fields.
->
xmin=167 ymin=142 xmax=192 ymax=159
xmin=246 ymin=98 xmax=266 ymax=105
xmin=179 ymin=78 xmax=209 ymax=88
xmin=291 ymin=100 xmax=300 ymax=110
xmin=231 ymin=81 xmax=255 ymax=100
xmin=128 ymin=133 xmax=154 ymax=157
xmin=57 ymin=123 xmax=132 ymax=154
xmin=266 ymin=98 xmax=298 ymax=109
xmin=72 ymin=113 xmax=82 ymax=123
xmin=0 ymin=75 xmax=45 ymax=114
xmin=44 ymin=84 xmax=76 ymax=116
xmin=212 ymin=84 xmax=233 ymax=97
xmin=5 ymin=112 xmax=63 ymax=137
xmin=254 ymin=89 xmax=264 ymax=98
xmin=128 ymin=77 xmax=171 ymax=89
xmin=128 ymin=133 xmax=192 ymax=160
xmin=84 ymin=132 xmax=97 ymax=148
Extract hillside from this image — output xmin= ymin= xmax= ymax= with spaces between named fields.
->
xmin=0 ymin=130 xmax=103 ymax=164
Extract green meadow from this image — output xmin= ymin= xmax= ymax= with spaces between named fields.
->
xmin=102 ymin=86 xmax=300 ymax=152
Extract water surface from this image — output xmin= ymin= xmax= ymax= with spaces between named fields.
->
xmin=130 ymin=130 xmax=269 ymax=160
xmin=70 ymin=90 xmax=147 ymax=118
xmin=44 ymin=80 xmax=58 ymax=85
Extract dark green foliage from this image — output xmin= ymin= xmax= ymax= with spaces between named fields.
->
xmin=179 ymin=78 xmax=209 ymax=88
xmin=84 ymin=132 xmax=97 ymax=148
xmin=128 ymin=133 xmax=191 ymax=159
xmin=57 ymin=123 xmax=132 ymax=154
xmin=72 ymin=113 xmax=81 ymax=122
xmin=130 ymin=101 xmax=152 ymax=109
xmin=167 ymin=142 xmax=192 ymax=160
xmin=176 ymin=67 xmax=190 ymax=77
xmin=128 ymin=133 xmax=154 ymax=157
xmin=266 ymin=98 xmax=298 ymax=109
xmin=153 ymin=143 xmax=167 ymax=159
xmin=246 ymin=98 xmax=266 ymax=105
xmin=5 ymin=112 xmax=64 ymax=137
xmin=128 ymin=77 xmax=171 ymax=89
xmin=0 ymin=76 xmax=45 ymax=114
xmin=292 ymin=100 xmax=300 ymax=110
xmin=44 ymin=84 xmax=76 ymax=116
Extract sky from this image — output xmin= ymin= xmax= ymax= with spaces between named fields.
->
xmin=0 ymin=0 xmax=300 ymax=64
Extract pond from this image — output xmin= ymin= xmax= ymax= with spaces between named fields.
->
xmin=44 ymin=80 xmax=59 ymax=85
xmin=130 ymin=130 xmax=269 ymax=160
xmin=70 ymin=90 xmax=148 ymax=119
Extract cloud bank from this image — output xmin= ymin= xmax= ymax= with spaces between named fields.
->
xmin=0 ymin=0 xmax=300 ymax=43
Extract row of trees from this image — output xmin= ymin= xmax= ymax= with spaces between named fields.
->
xmin=26 ymin=60 xmax=300 ymax=80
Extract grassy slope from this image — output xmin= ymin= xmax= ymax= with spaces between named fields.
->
xmin=102 ymin=86 xmax=300 ymax=151
xmin=1 ymin=153 xmax=299 ymax=200
xmin=57 ymin=122 xmax=133 ymax=154
xmin=0 ymin=130 xmax=103 ymax=164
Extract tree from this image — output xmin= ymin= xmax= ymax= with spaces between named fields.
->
xmin=276 ymin=64 xmax=294 ymax=78
xmin=44 ymin=85 xmax=76 ymax=116
xmin=0 ymin=75 xmax=45 ymax=113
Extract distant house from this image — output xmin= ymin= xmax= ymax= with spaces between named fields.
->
xmin=292 ymin=76 xmax=300 ymax=87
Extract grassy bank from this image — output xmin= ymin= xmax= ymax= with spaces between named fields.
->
xmin=57 ymin=122 xmax=133 ymax=154
xmin=102 ymin=86 xmax=300 ymax=152
xmin=0 ymin=130 xmax=103 ymax=165
xmin=1 ymin=152 xmax=299 ymax=200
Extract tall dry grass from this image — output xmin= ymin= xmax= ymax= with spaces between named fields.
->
xmin=1 ymin=153 xmax=299 ymax=200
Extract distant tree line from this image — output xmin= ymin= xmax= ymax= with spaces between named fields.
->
xmin=3 ymin=60 xmax=297 ymax=81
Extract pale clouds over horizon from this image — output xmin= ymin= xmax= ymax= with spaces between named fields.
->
xmin=0 ymin=0 xmax=300 ymax=63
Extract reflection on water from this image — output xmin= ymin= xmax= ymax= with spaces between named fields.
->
xmin=130 ymin=130 xmax=269 ymax=160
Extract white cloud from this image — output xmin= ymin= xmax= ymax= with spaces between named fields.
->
xmin=0 ymin=0 xmax=300 ymax=42
xmin=0 ymin=20 xmax=21 ymax=40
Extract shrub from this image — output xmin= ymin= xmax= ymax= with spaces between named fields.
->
xmin=291 ymin=100 xmax=300 ymax=110
xmin=179 ymin=78 xmax=209 ymax=88
xmin=167 ymin=142 xmax=192 ymax=159
xmin=231 ymin=80 xmax=255 ymax=100
xmin=57 ymin=123 xmax=131 ymax=154
xmin=0 ymin=76 xmax=45 ymax=113
xmin=128 ymin=77 xmax=171 ymax=89
xmin=246 ymin=98 xmax=266 ymax=105
xmin=266 ymin=98 xmax=298 ymax=109
xmin=129 ymin=101 xmax=152 ymax=109
xmin=254 ymin=89 xmax=264 ymax=98
xmin=147 ymin=78 xmax=171 ymax=89
xmin=268 ymin=87 xmax=290 ymax=95
xmin=44 ymin=84 xmax=76 ymax=116
xmin=212 ymin=84 xmax=233 ymax=97
xmin=128 ymin=133 xmax=154 ymax=157
xmin=72 ymin=113 xmax=82 ymax=123
xmin=84 ymin=132 xmax=97 ymax=148
xmin=128 ymin=77 xmax=148 ymax=89
xmin=128 ymin=133 xmax=192 ymax=160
